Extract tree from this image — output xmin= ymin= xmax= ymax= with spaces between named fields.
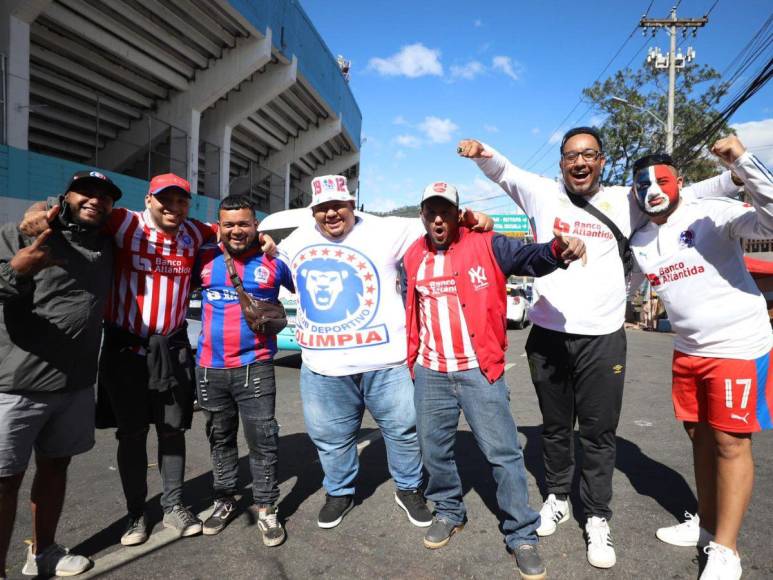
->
xmin=583 ymin=64 xmax=733 ymax=185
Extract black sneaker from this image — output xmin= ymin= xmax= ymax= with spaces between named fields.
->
xmin=317 ymin=494 xmax=354 ymax=529
xmin=423 ymin=517 xmax=464 ymax=549
xmin=394 ymin=489 xmax=432 ymax=527
xmin=512 ymin=543 xmax=546 ymax=580
xmin=257 ymin=505 xmax=286 ymax=547
xmin=202 ymin=497 xmax=237 ymax=536
xmin=121 ymin=514 xmax=148 ymax=546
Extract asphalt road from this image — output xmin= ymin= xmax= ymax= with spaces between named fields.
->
xmin=6 ymin=328 xmax=773 ymax=579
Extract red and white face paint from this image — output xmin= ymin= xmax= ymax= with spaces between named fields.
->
xmin=634 ymin=164 xmax=680 ymax=216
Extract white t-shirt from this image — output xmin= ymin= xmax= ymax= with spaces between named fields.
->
xmin=278 ymin=212 xmax=424 ymax=376
xmin=630 ymin=152 xmax=773 ymax=359
xmin=475 ymin=144 xmax=738 ymax=335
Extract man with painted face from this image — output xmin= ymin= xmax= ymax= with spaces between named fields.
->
xmin=630 ymin=136 xmax=773 ymax=580
xmin=0 ymin=171 xmax=119 ymax=577
xmin=278 ymin=175 xmax=492 ymax=531
xmin=401 ymin=181 xmax=585 ymax=579
xmin=458 ymin=128 xmax=740 ymax=570
xmin=193 ymin=195 xmax=293 ymax=546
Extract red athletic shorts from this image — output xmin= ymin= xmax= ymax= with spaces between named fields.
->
xmin=671 ymin=349 xmax=773 ymax=433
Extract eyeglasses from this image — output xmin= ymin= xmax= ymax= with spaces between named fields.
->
xmin=562 ymin=149 xmax=603 ymax=163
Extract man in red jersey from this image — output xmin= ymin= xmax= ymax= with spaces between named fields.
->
xmin=97 ymin=174 xmax=217 ymax=545
xmin=20 ymin=174 xmax=223 ymax=545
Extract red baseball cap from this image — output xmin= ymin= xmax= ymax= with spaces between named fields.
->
xmin=148 ymin=173 xmax=191 ymax=197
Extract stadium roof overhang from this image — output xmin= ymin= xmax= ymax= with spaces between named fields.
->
xmin=8 ymin=0 xmax=361 ymax=204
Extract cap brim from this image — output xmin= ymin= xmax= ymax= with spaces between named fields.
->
xmin=68 ymin=176 xmax=122 ymax=201
xmin=421 ymin=193 xmax=458 ymax=206
xmin=151 ymin=185 xmax=191 ymax=198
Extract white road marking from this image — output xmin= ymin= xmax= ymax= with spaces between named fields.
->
xmin=634 ymin=419 xmax=653 ymax=427
xmin=505 ymin=363 xmax=516 ymax=371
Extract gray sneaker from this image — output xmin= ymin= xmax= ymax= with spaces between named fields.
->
xmin=423 ymin=517 xmax=464 ymax=549
xmin=21 ymin=543 xmax=93 ymax=577
xmin=257 ymin=505 xmax=286 ymax=547
xmin=163 ymin=504 xmax=203 ymax=537
xmin=121 ymin=514 xmax=149 ymax=546
xmin=513 ymin=543 xmax=546 ymax=580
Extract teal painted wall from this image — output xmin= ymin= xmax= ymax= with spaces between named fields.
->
xmin=0 ymin=145 xmax=226 ymax=222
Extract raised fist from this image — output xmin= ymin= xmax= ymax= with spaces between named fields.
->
xmin=711 ymin=135 xmax=746 ymax=166
xmin=457 ymin=139 xmax=492 ymax=159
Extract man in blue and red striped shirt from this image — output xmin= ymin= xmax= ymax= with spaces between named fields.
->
xmin=194 ymin=195 xmax=293 ymax=547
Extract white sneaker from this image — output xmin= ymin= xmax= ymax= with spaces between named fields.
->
xmin=656 ymin=512 xmax=714 ymax=548
xmin=21 ymin=544 xmax=93 ymax=577
xmin=701 ymin=541 xmax=742 ymax=580
xmin=585 ymin=516 xmax=616 ymax=569
xmin=536 ymin=493 xmax=570 ymax=537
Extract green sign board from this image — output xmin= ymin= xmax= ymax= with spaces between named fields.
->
xmin=490 ymin=214 xmax=531 ymax=237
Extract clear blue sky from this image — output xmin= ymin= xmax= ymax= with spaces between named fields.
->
xmin=300 ymin=0 xmax=773 ymax=213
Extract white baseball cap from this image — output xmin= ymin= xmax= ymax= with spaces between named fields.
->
xmin=309 ymin=175 xmax=355 ymax=208
xmin=421 ymin=181 xmax=459 ymax=206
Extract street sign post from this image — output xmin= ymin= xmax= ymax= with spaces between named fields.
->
xmin=490 ymin=214 xmax=531 ymax=238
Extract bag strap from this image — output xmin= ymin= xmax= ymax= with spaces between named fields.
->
xmin=220 ymin=244 xmax=246 ymax=293
xmin=566 ymin=191 xmax=633 ymax=276
xmin=566 ymin=192 xmax=626 ymax=243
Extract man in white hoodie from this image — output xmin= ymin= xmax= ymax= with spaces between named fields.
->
xmin=629 ymin=136 xmax=772 ymax=580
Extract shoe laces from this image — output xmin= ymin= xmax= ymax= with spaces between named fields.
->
xmin=171 ymin=504 xmax=197 ymax=526
xmin=126 ymin=516 xmax=144 ymax=531
xmin=212 ymin=499 xmax=234 ymax=519
xmin=679 ymin=511 xmax=699 ymax=528
xmin=703 ymin=542 xmax=736 ymax=564
xmin=259 ymin=509 xmax=279 ymax=528
xmin=587 ymin=517 xmax=612 ymax=546
xmin=401 ymin=490 xmax=426 ymax=508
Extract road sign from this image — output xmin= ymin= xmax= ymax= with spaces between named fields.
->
xmin=490 ymin=214 xmax=531 ymax=238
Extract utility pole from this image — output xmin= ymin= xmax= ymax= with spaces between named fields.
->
xmin=640 ymin=7 xmax=707 ymax=153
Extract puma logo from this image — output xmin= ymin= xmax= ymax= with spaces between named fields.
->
xmin=730 ymin=412 xmax=750 ymax=424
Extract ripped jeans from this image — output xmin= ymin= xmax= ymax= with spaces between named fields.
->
xmin=195 ymin=362 xmax=279 ymax=506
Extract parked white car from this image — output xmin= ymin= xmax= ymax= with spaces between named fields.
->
xmin=506 ymin=285 xmax=530 ymax=329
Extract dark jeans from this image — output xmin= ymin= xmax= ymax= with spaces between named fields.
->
xmin=526 ymin=324 xmax=626 ymax=520
xmin=413 ymin=364 xmax=540 ymax=548
xmin=195 ymin=362 xmax=279 ymax=506
xmin=99 ymin=346 xmax=195 ymax=516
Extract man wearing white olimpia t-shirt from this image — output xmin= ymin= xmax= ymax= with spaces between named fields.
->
xmin=277 ymin=175 xmax=493 ymax=531
xmin=458 ymin=127 xmax=740 ymax=570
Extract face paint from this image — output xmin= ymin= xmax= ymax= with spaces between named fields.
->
xmin=634 ymin=165 xmax=680 ymax=216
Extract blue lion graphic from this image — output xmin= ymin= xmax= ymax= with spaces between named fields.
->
xmin=297 ymin=258 xmax=364 ymax=324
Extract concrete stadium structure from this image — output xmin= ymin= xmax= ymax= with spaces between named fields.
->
xmin=0 ymin=0 xmax=361 ymax=222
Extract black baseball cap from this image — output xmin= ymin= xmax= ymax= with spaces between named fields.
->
xmin=65 ymin=170 xmax=122 ymax=201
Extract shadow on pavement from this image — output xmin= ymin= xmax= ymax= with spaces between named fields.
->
xmin=517 ymin=426 xmax=697 ymax=524
xmin=72 ymin=428 xmax=393 ymax=563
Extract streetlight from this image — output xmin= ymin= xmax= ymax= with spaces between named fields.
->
xmin=609 ymin=96 xmax=671 ymax=153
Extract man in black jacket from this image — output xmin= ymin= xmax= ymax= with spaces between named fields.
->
xmin=0 ymin=171 xmax=120 ymax=579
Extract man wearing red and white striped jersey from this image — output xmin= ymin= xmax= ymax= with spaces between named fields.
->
xmin=401 ymin=182 xmax=585 ymax=578
xmin=98 ymin=174 xmax=217 ymax=545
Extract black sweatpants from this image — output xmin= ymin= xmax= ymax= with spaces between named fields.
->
xmin=525 ymin=324 xmax=626 ymax=520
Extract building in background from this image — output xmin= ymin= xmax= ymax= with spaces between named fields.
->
xmin=0 ymin=0 xmax=361 ymax=222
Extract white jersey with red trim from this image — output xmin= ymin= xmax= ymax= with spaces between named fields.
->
xmin=415 ymin=250 xmax=478 ymax=372
xmin=630 ymin=152 xmax=773 ymax=359
xmin=105 ymin=208 xmax=216 ymax=339
xmin=474 ymin=144 xmax=739 ymax=335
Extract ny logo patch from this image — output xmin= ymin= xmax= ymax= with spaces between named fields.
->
xmin=468 ymin=266 xmax=488 ymax=290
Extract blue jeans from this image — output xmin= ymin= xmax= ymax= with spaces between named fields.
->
xmin=196 ymin=362 xmax=279 ymax=506
xmin=414 ymin=364 xmax=540 ymax=548
xmin=300 ymin=364 xmax=422 ymax=496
